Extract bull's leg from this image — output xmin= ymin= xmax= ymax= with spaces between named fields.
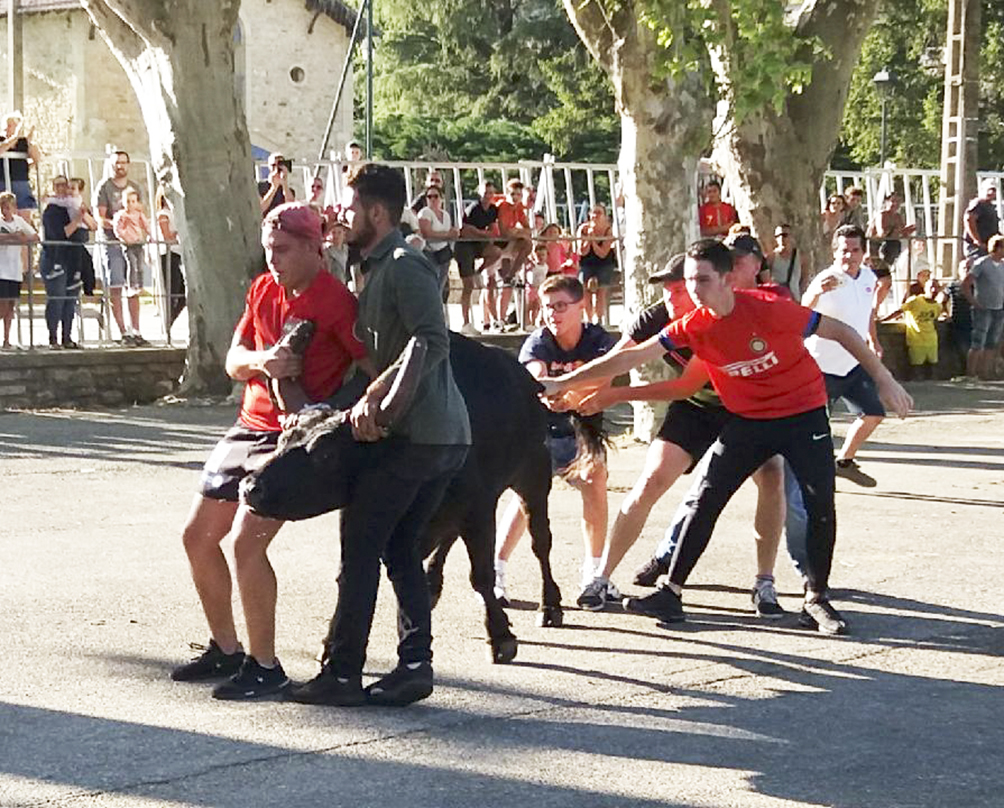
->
xmin=425 ymin=534 xmax=457 ymax=610
xmin=460 ymin=510 xmax=518 ymax=664
xmin=515 ymin=451 xmax=563 ymax=628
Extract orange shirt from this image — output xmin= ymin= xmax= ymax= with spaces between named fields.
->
xmin=496 ymin=199 xmax=528 ymax=233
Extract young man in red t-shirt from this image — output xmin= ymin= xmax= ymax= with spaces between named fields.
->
xmin=494 ymin=177 xmax=533 ymax=328
xmin=541 ymin=239 xmax=912 ymax=634
xmin=172 ymin=203 xmax=371 ymax=698
xmin=698 ymin=181 xmax=738 ymax=239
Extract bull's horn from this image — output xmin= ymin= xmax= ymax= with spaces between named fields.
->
xmin=376 ymin=336 xmax=428 ymax=427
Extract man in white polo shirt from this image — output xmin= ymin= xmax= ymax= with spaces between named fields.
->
xmin=802 ymin=224 xmax=885 ymax=487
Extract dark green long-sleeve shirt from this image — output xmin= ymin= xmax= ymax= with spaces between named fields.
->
xmin=357 ymin=230 xmax=471 ymax=446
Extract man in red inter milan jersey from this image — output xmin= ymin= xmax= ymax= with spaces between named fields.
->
xmin=171 ymin=203 xmax=372 ymax=700
xmin=541 ymin=239 xmax=912 ymax=635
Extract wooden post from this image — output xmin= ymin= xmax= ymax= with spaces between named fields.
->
xmin=7 ymin=0 xmax=23 ymax=113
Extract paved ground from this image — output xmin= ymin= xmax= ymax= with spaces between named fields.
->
xmin=1 ymin=379 xmax=1003 ymax=808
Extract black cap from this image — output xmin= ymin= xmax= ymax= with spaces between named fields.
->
xmin=648 ymin=253 xmax=686 ymax=283
xmin=724 ymin=232 xmax=764 ymax=259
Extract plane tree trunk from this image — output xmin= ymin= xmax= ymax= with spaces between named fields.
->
xmin=81 ymin=0 xmax=262 ymax=394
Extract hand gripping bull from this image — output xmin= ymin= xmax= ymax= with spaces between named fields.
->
xmin=241 ymin=332 xmax=566 ymax=665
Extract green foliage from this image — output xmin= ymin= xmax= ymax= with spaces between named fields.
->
xmin=356 ymin=0 xmax=618 ymax=162
xmin=838 ymin=0 xmax=1004 ymax=170
xmin=620 ymin=0 xmax=824 ymax=122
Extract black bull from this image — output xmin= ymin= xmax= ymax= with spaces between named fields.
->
xmin=241 ymin=332 xmax=565 ymax=664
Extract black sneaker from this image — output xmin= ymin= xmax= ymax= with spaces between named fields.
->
xmin=170 ymin=640 xmax=245 ymax=682
xmin=288 ymin=670 xmax=366 ymax=706
xmin=799 ymin=599 xmax=847 ymax=635
xmin=633 ymin=557 xmax=668 ymax=587
xmin=752 ymin=580 xmax=786 ymax=619
xmin=365 ymin=662 xmax=434 ymax=706
xmin=212 ymin=656 xmax=290 ymax=700
xmin=624 ymin=585 xmax=685 ymax=623
xmin=834 ymin=458 xmax=877 ymax=488
xmin=576 ymin=578 xmax=608 ymax=611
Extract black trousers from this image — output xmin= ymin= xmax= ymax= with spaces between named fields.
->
xmin=323 ymin=442 xmax=468 ymax=678
xmin=667 ymin=406 xmax=837 ymax=595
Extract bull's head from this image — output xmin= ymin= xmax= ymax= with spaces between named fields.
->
xmin=240 ymin=336 xmax=428 ymax=522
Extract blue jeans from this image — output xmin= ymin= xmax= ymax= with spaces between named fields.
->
xmin=41 ymin=264 xmax=80 ymax=343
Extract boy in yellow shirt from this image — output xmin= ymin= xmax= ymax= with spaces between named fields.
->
xmin=882 ymin=277 xmax=943 ymax=379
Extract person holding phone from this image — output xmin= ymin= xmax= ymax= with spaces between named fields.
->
xmin=258 ymin=152 xmax=295 ymax=216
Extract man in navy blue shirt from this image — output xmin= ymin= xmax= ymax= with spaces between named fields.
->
xmin=494 ymin=275 xmax=619 ymax=605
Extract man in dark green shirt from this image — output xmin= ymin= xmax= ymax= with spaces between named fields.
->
xmin=290 ymin=164 xmax=470 ymax=708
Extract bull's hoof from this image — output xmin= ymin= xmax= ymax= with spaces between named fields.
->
xmin=537 ymin=605 xmax=564 ymax=628
xmin=489 ymin=636 xmax=518 ymax=664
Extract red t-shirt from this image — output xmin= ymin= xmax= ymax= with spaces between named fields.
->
xmin=496 ymin=199 xmax=528 ymax=233
xmin=699 ymin=201 xmax=737 ymax=234
xmin=236 ymin=270 xmax=366 ymax=431
xmin=658 ymin=288 xmax=826 ymax=419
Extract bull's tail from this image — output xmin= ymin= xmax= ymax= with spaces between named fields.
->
xmin=558 ymin=415 xmax=612 ymax=484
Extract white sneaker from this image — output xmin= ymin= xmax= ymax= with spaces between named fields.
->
xmin=460 ymin=323 xmax=480 ymax=337
xmin=604 ymin=580 xmax=623 ymax=603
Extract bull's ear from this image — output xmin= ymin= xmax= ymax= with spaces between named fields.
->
xmin=376 ymin=336 xmax=428 ymax=428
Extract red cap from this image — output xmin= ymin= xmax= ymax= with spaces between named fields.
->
xmin=263 ymin=202 xmax=322 ymax=244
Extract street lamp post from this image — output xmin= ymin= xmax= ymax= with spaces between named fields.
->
xmin=872 ymin=68 xmax=894 ymax=167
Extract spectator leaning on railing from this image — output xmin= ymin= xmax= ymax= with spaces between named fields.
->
xmin=155 ymin=187 xmax=186 ymax=329
xmin=0 ymin=191 xmax=37 ymax=349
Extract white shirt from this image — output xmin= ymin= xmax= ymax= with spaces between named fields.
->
xmin=803 ymin=263 xmax=878 ymax=376
xmin=0 ymin=214 xmax=35 ymax=282
xmin=417 ymin=206 xmax=452 ymax=251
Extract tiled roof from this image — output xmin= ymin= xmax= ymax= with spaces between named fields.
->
xmin=0 ymin=0 xmax=82 ymax=14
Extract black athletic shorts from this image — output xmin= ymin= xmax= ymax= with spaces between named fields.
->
xmin=655 ymin=399 xmax=733 ymax=473
xmin=823 ymin=364 xmax=886 ymax=418
xmin=198 ymin=424 xmax=280 ymax=502
xmin=454 ymin=241 xmax=486 ymax=278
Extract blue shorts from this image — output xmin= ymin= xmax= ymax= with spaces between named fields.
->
xmin=0 ymin=179 xmax=37 ymax=210
xmin=579 ymin=260 xmax=615 ymax=287
xmin=824 ymin=365 xmax=886 ymax=418
xmin=970 ymin=308 xmax=1004 ymax=350
xmin=101 ymin=242 xmax=143 ymax=290
xmin=545 ymin=433 xmax=578 ymax=476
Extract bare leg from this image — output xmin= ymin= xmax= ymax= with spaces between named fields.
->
xmin=835 ymin=415 xmax=883 ymax=462
xmin=231 ymin=506 xmax=285 ymax=664
xmin=594 ymin=287 xmax=608 ymax=325
xmin=109 ymin=286 xmax=127 ymax=337
xmin=1 ymin=300 xmax=13 ymax=346
xmin=460 ymin=276 xmax=474 ymax=326
xmin=750 ymin=456 xmax=785 ymax=577
xmin=180 ymin=495 xmax=241 ymax=652
xmin=495 ymin=491 xmax=528 ymax=563
xmin=600 ymin=439 xmax=692 ymax=578
xmin=572 ymin=460 xmax=608 ymax=573
xmin=127 ymin=293 xmax=142 ymax=335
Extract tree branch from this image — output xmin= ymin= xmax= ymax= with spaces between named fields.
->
xmin=79 ymin=0 xmax=148 ymax=60
xmin=562 ymin=0 xmax=617 ymax=74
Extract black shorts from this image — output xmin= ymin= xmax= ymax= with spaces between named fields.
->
xmin=454 ymin=241 xmax=486 ymax=278
xmin=656 ymin=400 xmax=733 ymax=472
xmin=198 ymin=424 xmax=280 ymax=502
xmin=824 ymin=365 xmax=886 ymax=418
xmin=0 ymin=278 xmax=20 ymax=300
xmin=579 ymin=260 xmax=616 ymax=287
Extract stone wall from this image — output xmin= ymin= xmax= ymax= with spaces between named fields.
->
xmin=0 ymin=348 xmax=185 ymax=409
xmin=0 ymin=4 xmax=353 ymax=167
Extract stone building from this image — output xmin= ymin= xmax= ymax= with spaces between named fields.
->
xmin=0 ymin=0 xmax=358 ymax=162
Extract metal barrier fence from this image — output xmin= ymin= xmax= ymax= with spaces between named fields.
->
xmin=822 ymin=167 xmax=1004 ymax=271
xmin=4 ymin=236 xmax=184 ymax=350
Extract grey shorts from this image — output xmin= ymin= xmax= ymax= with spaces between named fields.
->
xmin=198 ymin=425 xmax=281 ymax=502
xmin=970 ymin=308 xmax=1004 ymax=350
xmin=102 ymin=242 xmax=143 ymax=290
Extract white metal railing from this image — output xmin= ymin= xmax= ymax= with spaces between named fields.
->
xmin=822 ymin=166 xmax=1004 ymax=272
